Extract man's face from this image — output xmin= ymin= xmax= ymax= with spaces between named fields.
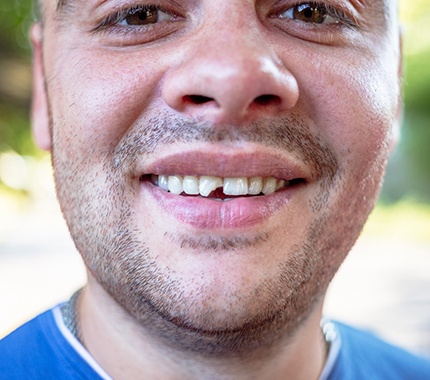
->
xmin=34 ymin=0 xmax=400 ymax=353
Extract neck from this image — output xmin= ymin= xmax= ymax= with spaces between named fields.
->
xmin=78 ymin=276 xmax=327 ymax=380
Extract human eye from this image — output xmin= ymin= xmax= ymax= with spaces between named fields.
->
xmin=270 ymin=2 xmax=358 ymax=44
xmin=99 ymin=5 xmax=175 ymax=28
xmin=278 ymin=3 xmax=349 ymax=25
xmin=92 ymin=4 xmax=184 ymax=46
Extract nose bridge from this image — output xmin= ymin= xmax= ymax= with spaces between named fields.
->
xmin=187 ymin=32 xmax=273 ymax=93
xmin=186 ymin=3 xmax=270 ymax=80
xmin=161 ymin=8 xmax=299 ymax=120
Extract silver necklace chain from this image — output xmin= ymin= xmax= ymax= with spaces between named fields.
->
xmin=60 ymin=289 xmax=83 ymax=343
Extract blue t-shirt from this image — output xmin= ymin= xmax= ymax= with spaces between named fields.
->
xmin=326 ymin=322 xmax=430 ymax=379
xmin=0 ymin=306 xmax=429 ymax=379
xmin=0 ymin=307 xmax=108 ymax=379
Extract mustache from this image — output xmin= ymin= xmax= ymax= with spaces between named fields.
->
xmin=113 ymin=113 xmax=338 ymax=179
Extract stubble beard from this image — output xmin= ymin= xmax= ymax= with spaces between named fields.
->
xmin=51 ymin=113 xmax=385 ymax=356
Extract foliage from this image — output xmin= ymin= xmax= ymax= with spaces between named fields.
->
xmin=0 ymin=0 xmax=35 ymax=156
xmin=381 ymin=0 xmax=430 ymax=203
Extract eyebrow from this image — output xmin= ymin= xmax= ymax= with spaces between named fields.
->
xmin=55 ymin=0 xmax=78 ymax=18
xmin=56 ymin=0 xmax=78 ymax=13
xmin=57 ymin=0 xmax=66 ymax=10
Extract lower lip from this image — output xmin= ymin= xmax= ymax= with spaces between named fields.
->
xmin=142 ymin=181 xmax=301 ymax=229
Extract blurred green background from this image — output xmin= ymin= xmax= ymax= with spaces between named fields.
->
xmin=0 ymin=0 xmax=429 ymax=221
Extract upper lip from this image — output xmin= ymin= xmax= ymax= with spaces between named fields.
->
xmin=138 ymin=150 xmax=312 ymax=182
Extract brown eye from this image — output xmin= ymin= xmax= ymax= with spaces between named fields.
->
xmin=277 ymin=3 xmax=339 ymax=25
xmin=117 ymin=6 xmax=174 ymax=26
xmin=294 ymin=4 xmax=327 ymax=23
xmin=121 ymin=7 xmax=159 ymax=25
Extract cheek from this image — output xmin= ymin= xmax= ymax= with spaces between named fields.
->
xmin=304 ymin=56 xmax=399 ymax=174
xmin=47 ymin=49 xmax=166 ymax=157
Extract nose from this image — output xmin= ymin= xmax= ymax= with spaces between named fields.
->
xmin=162 ymin=22 xmax=299 ymax=122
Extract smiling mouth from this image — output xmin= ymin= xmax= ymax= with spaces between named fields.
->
xmin=142 ymin=174 xmax=305 ymax=201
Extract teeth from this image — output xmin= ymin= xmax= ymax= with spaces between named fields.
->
xmin=168 ymin=175 xmax=183 ymax=195
xmin=223 ymin=177 xmax=248 ymax=196
xmin=277 ymin=179 xmax=287 ymax=191
xmin=152 ymin=175 xmax=288 ymax=198
xmin=248 ymin=177 xmax=263 ymax=195
xmin=158 ymin=175 xmax=169 ymax=191
xmin=183 ymin=176 xmax=199 ymax=195
xmin=199 ymin=176 xmax=223 ymax=197
xmin=262 ymin=177 xmax=277 ymax=195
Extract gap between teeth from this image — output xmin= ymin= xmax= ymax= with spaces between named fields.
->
xmin=151 ymin=175 xmax=288 ymax=197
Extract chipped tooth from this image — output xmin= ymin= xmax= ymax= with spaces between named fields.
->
xmin=158 ymin=175 xmax=169 ymax=191
xmin=183 ymin=176 xmax=199 ymax=195
xmin=199 ymin=176 xmax=223 ymax=197
xmin=168 ymin=175 xmax=183 ymax=194
xmin=224 ymin=177 xmax=248 ymax=196
xmin=262 ymin=177 xmax=277 ymax=195
xmin=248 ymin=177 xmax=263 ymax=195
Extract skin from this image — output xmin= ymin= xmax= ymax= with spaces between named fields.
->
xmin=31 ymin=0 xmax=401 ymax=379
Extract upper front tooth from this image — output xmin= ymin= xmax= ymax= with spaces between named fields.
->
xmin=199 ymin=176 xmax=223 ymax=197
xmin=223 ymin=177 xmax=248 ymax=196
xmin=168 ymin=175 xmax=183 ymax=194
xmin=183 ymin=176 xmax=199 ymax=195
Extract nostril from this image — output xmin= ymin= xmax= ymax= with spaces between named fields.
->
xmin=184 ymin=95 xmax=214 ymax=105
xmin=254 ymin=94 xmax=281 ymax=106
